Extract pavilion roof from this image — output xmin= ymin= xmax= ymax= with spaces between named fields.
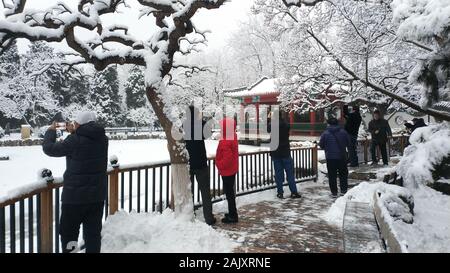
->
xmin=224 ymin=77 xmax=280 ymax=98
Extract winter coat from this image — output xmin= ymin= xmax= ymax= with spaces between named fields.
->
xmin=405 ymin=119 xmax=427 ymax=134
xmin=368 ymin=118 xmax=392 ymax=144
xmin=319 ymin=125 xmax=350 ymax=160
xmin=215 ymin=118 xmax=239 ymax=177
xmin=269 ymin=118 xmax=291 ymax=159
xmin=42 ymin=122 xmax=109 ymax=204
xmin=344 ymin=108 xmax=362 ymax=136
xmin=185 ymin=116 xmax=208 ymax=171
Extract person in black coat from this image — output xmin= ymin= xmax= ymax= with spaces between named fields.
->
xmin=343 ymin=105 xmax=362 ymax=167
xmin=268 ymin=111 xmax=301 ymax=199
xmin=42 ymin=111 xmax=108 ymax=253
xmin=368 ymin=110 xmax=392 ymax=165
xmin=404 ymin=118 xmax=427 ymax=145
xmin=404 ymin=118 xmax=427 ymax=134
xmin=184 ymin=106 xmax=216 ymax=225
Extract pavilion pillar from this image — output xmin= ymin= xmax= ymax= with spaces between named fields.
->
xmin=256 ymin=102 xmax=260 ymax=136
xmin=310 ymin=111 xmax=316 ymax=136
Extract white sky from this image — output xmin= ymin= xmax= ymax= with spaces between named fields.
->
xmin=0 ymin=0 xmax=253 ymax=54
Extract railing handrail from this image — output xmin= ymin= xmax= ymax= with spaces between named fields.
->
xmin=114 ymin=146 xmax=315 ymax=173
xmin=0 ymin=182 xmax=63 ymax=209
xmin=0 ymin=146 xmax=316 ymax=209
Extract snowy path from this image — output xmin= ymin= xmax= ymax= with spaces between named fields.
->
xmin=214 ymin=183 xmax=345 ymax=253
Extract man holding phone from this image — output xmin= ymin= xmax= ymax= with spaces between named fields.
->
xmin=42 ymin=111 xmax=108 ymax=253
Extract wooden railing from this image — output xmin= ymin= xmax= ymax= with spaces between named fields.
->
xmin=356 ymin=135 xmax=409 ymax=164
xmin=0 ymin=146 xmax=318 ymax=253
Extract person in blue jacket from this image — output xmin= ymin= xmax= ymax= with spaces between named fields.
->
xmin=42 ymin=111 xmax=108 ymax=253
xmin=319 ymin=117 xmax=350 ymax=198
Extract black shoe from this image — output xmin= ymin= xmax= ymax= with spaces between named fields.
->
xmin=290 ymin=192 xmax=302 ymax=199
xmin=371 ymin=162 xmax=378 ymax=166
xmin=277 ymin=193 xmax=284 ymax=199
xmin=221 ymin=215 xmax=238 ymax=224
xmin=206 ymin=217 xmax=217 ymax=226
xmin=331 ymin=193 xmax=338 ymax=198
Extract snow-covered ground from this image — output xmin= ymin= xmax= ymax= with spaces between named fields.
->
xmin=0 ymin=139 xmax=264 ymax=202
xmin=101 ymin=184 xmax=308 ymax=253
xmin=102 ymin=209 xmax=238 ymax=253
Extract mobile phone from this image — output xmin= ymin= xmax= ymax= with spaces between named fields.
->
xmin=56 ymin=122 xmax=66 ymax=130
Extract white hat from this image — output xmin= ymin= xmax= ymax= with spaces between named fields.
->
xmin=75 ymin=111 xmax=97 ymax=125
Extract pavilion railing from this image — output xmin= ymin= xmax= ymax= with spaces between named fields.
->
xmin=0 ymin=146 xmax=318 ymax=253
xmin=356 ymin=134 xmax=409 ymax=164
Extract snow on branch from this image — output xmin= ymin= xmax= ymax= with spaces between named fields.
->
xmin=0 ymin=0 xmax=226 ymax=87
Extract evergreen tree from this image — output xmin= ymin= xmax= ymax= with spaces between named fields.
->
xmin=124 ymin=66 xmax=147 ymax=108
xmin=0 ymin=41 xmax=20 ymax=78
xmin=123 ymin=65 xmax=157 ymax=127
xmin=0 ymin=41 xmax=21 ymax=127
xmin=89 ymin=65 xmax=124 ymax=126
xmin=20 ymin=42 xmax=58 ymax=126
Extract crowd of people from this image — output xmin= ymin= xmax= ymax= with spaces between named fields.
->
xmin=40 ymin=105 xmax=425 ymax=253
xmin=319 ymin=106 xmax=395 ymax=197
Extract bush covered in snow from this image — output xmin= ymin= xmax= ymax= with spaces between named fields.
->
xmin=376 ymin=186 xmax=414 ymax=224
xmin=323 ymin=182 xmax=413 ymax=226
xmin=397 ymin=123 xmax=450 ymax=189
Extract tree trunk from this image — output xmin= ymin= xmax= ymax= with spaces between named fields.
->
xmin=146 ymin=86 xmax=193 ymax=219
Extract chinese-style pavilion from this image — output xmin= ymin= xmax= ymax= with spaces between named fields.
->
xmin=224 ymin=77 xmax=344 ymax=138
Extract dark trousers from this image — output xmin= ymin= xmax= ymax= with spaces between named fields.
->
xmin=326 ymin=159 xmax=348 ymax=195
xmin=272 ymin=157 xmax=298 ymax=194
xmin=348 ymin=134 xmax=359 ymax=166
xmin=190 ymin=168 xmax=214 ymax=224
xmin=222 ymin=175 xmax=238 ymax=218
xmin=60 ymin=202 xmax=104 ymax=253
xmin=370 ymin=141 xmax=388 ymax=164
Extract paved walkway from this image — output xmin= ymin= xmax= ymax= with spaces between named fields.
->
xmin=215 ymin=183 xmax=345 ymax=253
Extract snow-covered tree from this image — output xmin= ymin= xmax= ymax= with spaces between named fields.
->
xmin=125 ymin=66 xmax=147 ymax=109
xmin=0 ymin=41 xmax=58 ymax=126
xmin=90 ymin=65 xmax=124 ymax=126
xmin=0 ymin=39 xmax=20 ymax=126
xmin=226 ymin=15 xmax=279 ymax=85
xmin=0 ymin=0 xmax=228 ymax=217
xmin=254 ymin=0 xmax=424 ymax=116
xmin=253 ymin=0 xmax=450 ymax=121
xmin=124 ymin=65 xmax=157 ymax=127
xmin=391 ymin=0 xmax=450 ymax=113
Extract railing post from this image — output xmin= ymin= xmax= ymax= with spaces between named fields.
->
xmin=38 ymin=169 xmax=55 ymax=254
xmin=109 ymin=157 xmax=120 ymax=215
xmin=39 ymin=188 xmax=53 ymax=253
xmin=364 ymin=138 xmax=369 ymax=164
xmin=312 ymin=145 xmax=318 ymax=182
xmin=387 ymin=136 xmax=391 ymax=159
xmin=400 ymin=134 xmax=406 ymax=155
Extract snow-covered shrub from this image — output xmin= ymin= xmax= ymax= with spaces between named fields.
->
xmin=323 ymin=182 xmax=413 ymax=226
xmin=376 ymin=186 xmax=414 ymax=224
xmin=397 ymin=123 xmax=450 ymax=189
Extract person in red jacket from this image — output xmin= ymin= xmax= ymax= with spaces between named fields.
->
xmin=215 ymin=117 xmax=239 ymax=223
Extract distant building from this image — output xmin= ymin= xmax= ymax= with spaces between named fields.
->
xmin=224 ymin=77 xmax=345 ymax=142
